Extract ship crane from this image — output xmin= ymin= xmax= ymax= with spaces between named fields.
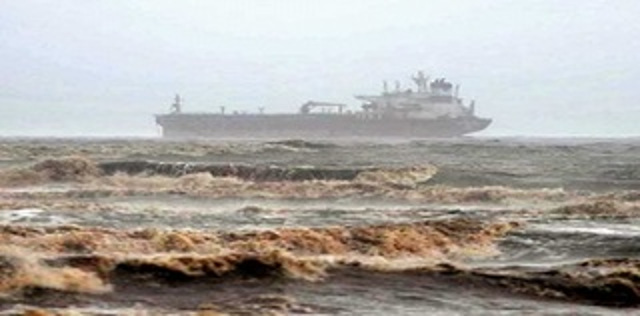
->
xmin=300 ymin=101 xmax=346 ymax=114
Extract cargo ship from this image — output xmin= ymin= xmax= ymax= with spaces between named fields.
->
xmin=155 ymin=71 xmax=492 ymax=138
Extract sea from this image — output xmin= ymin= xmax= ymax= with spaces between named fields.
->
xmin=0 ymin=137 xmax=639 ymax=315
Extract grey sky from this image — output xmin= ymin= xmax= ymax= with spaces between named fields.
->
xmin=1 ymin=0 xmax=639 ymax=136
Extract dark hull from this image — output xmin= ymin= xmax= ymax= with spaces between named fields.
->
xmin=155 ymin=114 xmax=492 ymax=139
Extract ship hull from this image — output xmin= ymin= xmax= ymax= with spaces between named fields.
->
xmin=155 ymin=114 xmax=491 ymax=139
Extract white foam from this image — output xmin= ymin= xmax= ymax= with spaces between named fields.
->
xmin=532 ymin=223 xmax=640 ymax=237
xmin=0 ymin=208 xmax=75 ymax=225
xmin=0 ymin=208 xmax=44 ymax=223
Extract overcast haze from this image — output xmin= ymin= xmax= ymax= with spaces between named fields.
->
xmin=1 ymin=1 xmax=639 ymax=137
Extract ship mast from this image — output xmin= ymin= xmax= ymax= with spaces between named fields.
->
xmin=412 ymin=71 xmax=429 ymax=93
xmin=170 ymin=94 xmax=182 ymax=113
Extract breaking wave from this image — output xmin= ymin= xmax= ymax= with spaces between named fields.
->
xmin=0 ymin=218 xmax=518 ymax=308
xmin=265 ymin=139 xmax=339 ymax=150
xmin=98 ymin=160 xmax=438 ymax=186
xmin=99 ymin=160 xmax=365 ymax=181
xmin=398 ymin=258 xmax=640 ymax=307
xmin=550 ymin=199 xmax=640 ymax=219
xmin=0 ymin=157 xmax=100 ymax=187
xmin=56 ymin=250 xmax=326 ymax=282
xmin=4 ymin=216 xmax=640 ymax=308
xmin=0 ymin=247 xmax=110 ymax=296
xmin=0 ymin=156 xmax=438 ymax=188
xmin=0 ymin=157 xmax=575 ymax=205
xmin=3 ymin=139 xmax=640 ymax=313
xmin=0 ymin=218 xmax=519 ymax=259
xmin=5 ymin=248 xmax=640 ymax=308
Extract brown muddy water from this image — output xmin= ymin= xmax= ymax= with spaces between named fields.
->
xmin=0 ymin=137 xmax=639 ymax=315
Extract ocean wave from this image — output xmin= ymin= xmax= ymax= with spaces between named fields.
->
xmin=550 ymin=200 xmax=640 ymax=219
xmin=51 ymin=250 xmax=326 ymax=283
xmin=6 ymin=158 xmax=634 ymax=206
xmin=99 ymin=160 xmax=364 ymax=181
xmin=98 ymin=160 xmax=438 ymax=187
xmin=0 ymin=157 xmax=438 ymax=189
xmin=0 ymin=157 xmax=100 ymax=187
xmin=2 ymin=215 xmax=637 ymax=309
xmin=317 ymin=258 xmax=640 ymax=307
xmin=0 ymin=139 xmax=342 ymax=166
xmin=0 ymin=180 xmax=574 ymax=205
xmin=6 ymin=249 xmax=640 ymax=308
xmin=265 ymin=139 xmax=339 ymax=149
xmin=410 ymin=258 xmax=640 ymax=307
xmin=0 ymin=198 xmax=118 ymax=213
xmin=0 ymin=247 xmax=110 ymax=296
xmin=0 ymin=219 xmax=519 ymax=259
xmin=1 ymin=249 xmax=312 ymax=314
xmin=4 ymin=295 xmax=307 ymax=316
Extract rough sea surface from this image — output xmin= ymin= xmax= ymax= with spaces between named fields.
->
xmin=0 ymin=137 xmax=639 ymax=315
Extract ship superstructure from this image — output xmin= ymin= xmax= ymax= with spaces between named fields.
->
xmin=355 ymin=71 xmax=476 ymax=120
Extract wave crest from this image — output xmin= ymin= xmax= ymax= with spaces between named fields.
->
xmin=0 ymin=156 xmax=100 ymax=187
xmin=0 ymin=246 xmax=111 ymax=295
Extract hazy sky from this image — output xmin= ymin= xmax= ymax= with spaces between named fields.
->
xmin=1 ymin=0 xmax=639 ymax=137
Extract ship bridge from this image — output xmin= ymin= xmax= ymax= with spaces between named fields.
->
xmin=355 ymin=71 xmax=473 ymax=119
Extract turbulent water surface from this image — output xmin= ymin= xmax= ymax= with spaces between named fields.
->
xmin=0 ymin=137 xmax=640 ymax=315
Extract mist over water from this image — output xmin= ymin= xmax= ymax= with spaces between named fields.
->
xmin=1 ymin=0 xmax=639 ymax=137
